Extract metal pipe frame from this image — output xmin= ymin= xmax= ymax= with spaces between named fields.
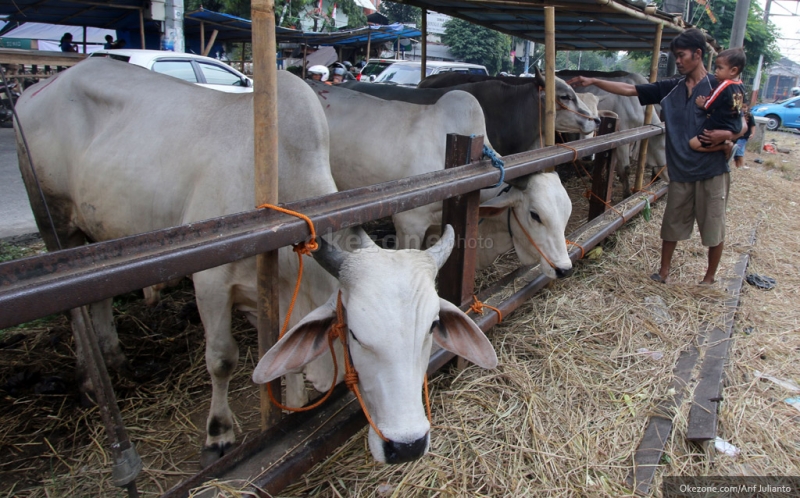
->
xmin=162 ymin=181 xmax=668 ymax=498
xmin=0 ymin=126 xmax=663 ymax=330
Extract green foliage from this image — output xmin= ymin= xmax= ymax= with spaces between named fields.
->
xmin=339 ymin=0 xmax=367 ymax=28
xmin=277 ymin=0 xmax=316 ymax=29
xmin=442 ymin=18 xmax=512 ymax=75
xmin=0 ymin=242 xmax=28 ymax=263
xmin=380 ymin=3 xmax=420 ymax=25
xmin=186 ymin=0 xmax=252 ymax=19
xmin=694 ymin=0 xmax=779 ymax=75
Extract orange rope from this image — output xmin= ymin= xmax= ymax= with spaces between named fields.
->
xmin=470 ymin=295 xmax=503 ymax=323
xmin=632 ymin=164 xmax=667 ymax=197
xmin=565 ymin=239 xmax=586 ymax=259
xmin=554 ymin=143 xmax=627 ymax=224
xmin=256 ymin=203 xmax=319 ymax=337
xmin=423 ymin=373 xmax=432 ymax=422
xmin=510 ymin=208 xmax=558 ymax=270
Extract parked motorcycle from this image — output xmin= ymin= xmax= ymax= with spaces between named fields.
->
xmin=0 ymin=77 xmax=21 ymax=128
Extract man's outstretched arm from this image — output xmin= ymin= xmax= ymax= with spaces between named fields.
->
xmin=567 ymin=76 xmax=639 ymax=96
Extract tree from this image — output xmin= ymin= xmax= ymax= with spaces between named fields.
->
xmin=442 ymin=18 xmax=512 ymax=75
xmin=693 ymin=0 xmax=779 ymax=76
xmin=185 ymin=0 xmax=251 ymax=19
xmin=380 ymin=3 xmax=420 ymax=26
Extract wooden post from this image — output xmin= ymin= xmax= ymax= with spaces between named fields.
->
xmin=439 ymin=134 xmax=483 ymax=370
xmin=200 ymin=21 xmax=205 ymax=56
xmin=588 ymin=113 xmax=619 ymax=221
xmin=421 ymin=9 xmax=427 ymax=81
xmin=544 ymin=7 xmax=556 ymax=149
xmin=82 ymin=26 xmax=87 ymax=54
xmin=366 ymin=29 xmax=372 ymax=63
xmin=302 ymin=45 xmax=307 ymax=79
xmin=139 ymin=9 xmax=146 ymax=49
xmin=633 ymin=22 xmax=663 ymax=193
xmin=252 ymin=0 xmax=282 ymax=430
xmin=202 ymin=30 xmax=219 ymax=57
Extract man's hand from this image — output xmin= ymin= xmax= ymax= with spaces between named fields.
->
xmin=567 ymin=76 xmax=594 ymax=88
xmin=699 ymin=128 xmax=733 ymax=146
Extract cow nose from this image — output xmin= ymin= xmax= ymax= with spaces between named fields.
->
xmin=593 ymin=117 xmax=601 ymax=126
xmin=383 ymin=434 xmax=429 ymax=464
xmin=555 ymin=267 xmax=573 ymax=279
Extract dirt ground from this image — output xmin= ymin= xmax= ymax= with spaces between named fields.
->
xmin=0 ymin=130 xmax=799 ymax=497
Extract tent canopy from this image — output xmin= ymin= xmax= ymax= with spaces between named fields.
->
xmin=395 ymin=0 xmax=717 ymax=52
xmin=2 ymin=22 xmax=115 ymax=43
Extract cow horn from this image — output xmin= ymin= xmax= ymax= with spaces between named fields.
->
xmin=507 ymin=174 xmax=530 ymax=191
xmin=426 ymin=225 xmax=455 ymax=270
xmin=534 ymin=66 xmax=545 ymax=88
xmin=311 ymin=234 xmax=347 ymax=279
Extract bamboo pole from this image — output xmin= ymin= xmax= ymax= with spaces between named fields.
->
xmin=252 ymin=0 xmax=282 ymax=430
xmin=366 ymin=29 xmax=372 ymax=63
xmin=139 ymin=9 xmax=146 ymax=49
xmin=302 ymin=45 xmax=307 ymax=79
xmin=200 ymin=21 xmax=205 ymax=56
xmin=634 ymin=22 xmax=663 ymax=192
xmin=202 ymin=30 xmax=219 ymax=57
xmin=544 ymin=7 xmax=555 ymax=149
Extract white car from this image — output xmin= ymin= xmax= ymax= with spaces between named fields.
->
xmin=372 ymin=60 xmax=489 ymax=87
xmin=89 ymin=49 xmax=253 ymax=93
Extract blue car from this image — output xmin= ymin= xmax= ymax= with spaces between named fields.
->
xmin=752 ymin=96 xmax=800 ymax=131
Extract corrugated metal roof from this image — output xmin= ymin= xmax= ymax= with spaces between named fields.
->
xmin=393 ymin=0 xmax=717 ymax=52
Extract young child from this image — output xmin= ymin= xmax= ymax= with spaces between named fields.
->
xmin=689 ymin=48 xmax=746 ymax=155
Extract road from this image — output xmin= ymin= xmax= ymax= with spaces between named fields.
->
xmin=0 ymin=126 xmax=38 ymax=240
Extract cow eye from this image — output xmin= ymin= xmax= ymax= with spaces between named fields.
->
xmin=430 ymin=319 xmax=440 ymax=333
xmin=560 ymin=94 xmax=571 ymax=101
xmin=529 ymin=211 xmax=542 ymax=223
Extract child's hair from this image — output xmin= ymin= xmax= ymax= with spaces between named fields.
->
xmin=670 ymin=28 xmax=707 ymax=58
xmin=716 ymin=48 xmax=746 ymax=74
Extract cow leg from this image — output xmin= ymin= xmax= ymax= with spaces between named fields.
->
xmin=392 ymin=206 xmax=438 ymax=249
xmin=193 ymin=270 xmax=238 ymax=467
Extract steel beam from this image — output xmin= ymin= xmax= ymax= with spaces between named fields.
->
xmin=0 ymin=127 xmax=663 ymax=330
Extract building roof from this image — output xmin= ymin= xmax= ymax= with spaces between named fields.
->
xmin=395 ymin=0 xmax=717 ymax=52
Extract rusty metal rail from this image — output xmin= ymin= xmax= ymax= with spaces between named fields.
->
xmin=0 ymin=126 xmax=662 ymax=330
xmin=163 ymin=182 xmax=668 ymax=497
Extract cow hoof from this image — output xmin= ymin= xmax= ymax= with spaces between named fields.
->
xmin=200 ymin=442 xmax=233 ymax=468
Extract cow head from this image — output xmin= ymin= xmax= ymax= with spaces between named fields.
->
xmin=252 ymin=225 xmax=498 ymax=464
xmin=479 ymin=173 xmax=573 ymax=279
xmin=535 ymin=67 xmax=599 ymax=135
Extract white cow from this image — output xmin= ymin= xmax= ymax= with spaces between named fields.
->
xmin=14 ymin=59 xmax=497 ymax=465
xmin=307 ymin=81 xmax=574 ymax=279
xmin=558 ymin=70 xmax=667 ymax=196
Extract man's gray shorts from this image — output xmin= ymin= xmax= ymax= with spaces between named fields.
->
xmin=661 ymin=172 xmax=730 ymax=247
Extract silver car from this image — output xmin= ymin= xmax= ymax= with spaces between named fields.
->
xmin=89 ymin=49 xmax=253 ymax=93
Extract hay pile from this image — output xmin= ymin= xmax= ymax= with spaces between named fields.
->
xmin=1 ymin=132 xmax=799 ymax=496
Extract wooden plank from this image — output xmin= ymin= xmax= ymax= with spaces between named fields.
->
xmin=0 ymin=48 xmax=86 ymax=67
xmin=439 ymin=134 xmax=483 ymax=308
xmin=686 ymin=252 xmax=749 ymax=442
xmin=627 ymin=323 xmax=710 ymax=495
xmin=629 ymin=229 xmax=755 ymax=494
xmin=587 ymin=113 xmax=618 ymax=221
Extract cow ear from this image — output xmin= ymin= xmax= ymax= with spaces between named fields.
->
xmin=478 ymin=188 xmax=520 ymax=218
xmin=252 ymin=295 xmax=338 ymax=384
xmin=433 ymin=299 xmax=498 ymax=369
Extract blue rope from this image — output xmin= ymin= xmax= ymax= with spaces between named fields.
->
xmin=468 ymin=135 xmax=505 ymax=188
xmin=483 ymin=145 xmax=505 ymax=188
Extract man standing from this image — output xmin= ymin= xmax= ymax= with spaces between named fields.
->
xmin=568 ymin=29 xmax=745 ymax=285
